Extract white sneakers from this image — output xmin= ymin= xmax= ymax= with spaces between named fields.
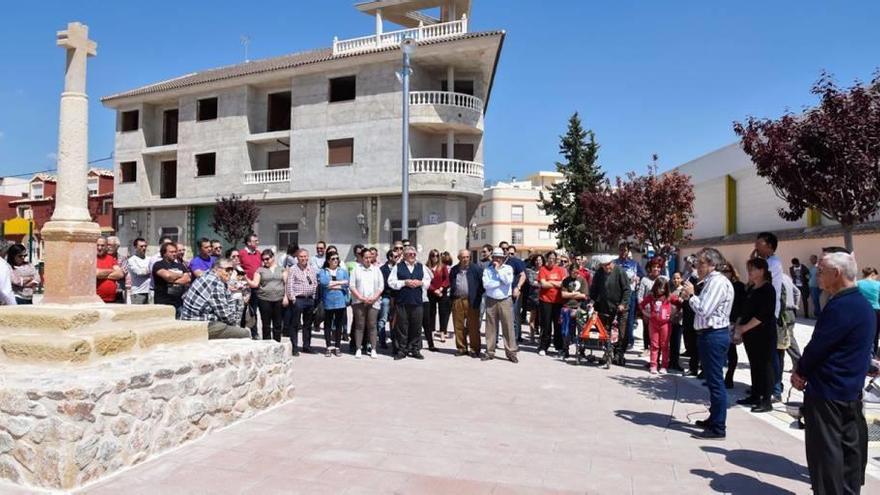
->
xmin=659 ymin=368 xmax=668 ymax=375
xmin=370 ymin=350 xmax=378 ymax=359
xmin=355 ymin=349 xmax=362 ymax=359
xmin=538 ymin=350 xmax=546 ymax=356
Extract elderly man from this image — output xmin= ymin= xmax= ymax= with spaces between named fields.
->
xmin=284 ymin=248 xmax=318 ymax=355
xmin=589 ymin=254 xmax=631 ymax=365
xmin=483 ymin=247 xmax=517 ymax=362
xmin=449 ymin=249 xmax=483 ymax=357
xmin=127 ymin=238 xmax=151 ymax=304
xmin=387 ymin=246 xmax=432 ymax=360
xmin=96 ymin=237 xmax=124 ymax=303
xmin=180 ymin=258 xmax=251 ymax=339
xmin=792 ymin=251 xmax=874 ymax=494
xmin=681 ymin=248 xmax=734 ymax=440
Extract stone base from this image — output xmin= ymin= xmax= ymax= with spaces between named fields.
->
xmin=40 ymin=220 xmax=103 ymax=305
xmin=0 ymin=340 xmax=294 ymax=491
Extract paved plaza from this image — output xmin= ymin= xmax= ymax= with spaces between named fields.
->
xmin=7 ymin=321 xmax=873 ymax=495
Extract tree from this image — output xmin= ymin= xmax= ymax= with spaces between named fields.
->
xmin=209 ymin=194 xmax=260 ymax=249
xmin=540 ymin=112 xmax=605 ymax=253
xmin=582 ymin=163 xmax=695 ymax=253
xmin=733 ymin=71 xmax=880 ymax=251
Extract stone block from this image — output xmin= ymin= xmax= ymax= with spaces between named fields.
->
xmin=107 ymin=304 xmax=176 ymax=321
xmin=93 ymin=329 xmax=136 ymax=356
xmin=0 ymin=307 xmax=100 ymax=331
xmin=136 ymin=321 xmax=207 ymax=349
xmin=0 ymin=335 xmax=91 ymax=363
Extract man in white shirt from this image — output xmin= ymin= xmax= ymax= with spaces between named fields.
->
xmin=387 ymin=246 xmax=432 ymax=360
xmin=0 ymin=241 xmax=18 ymax=306
xmin=127 ymin=238 xmax=151 ymax=304
xmin=482 ymin=248 xmax=517 ymax=363
xmin=755 ymin=232 xmax=783 ymax=319
xmin=350 ymin=249 xmax=384 ymax=359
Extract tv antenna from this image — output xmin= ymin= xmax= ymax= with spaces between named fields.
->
xmin=241 ymin=35 xmax=251 ymax=62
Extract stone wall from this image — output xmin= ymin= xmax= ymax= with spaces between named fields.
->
xmin=0 ymin=340 xmax=294 ymax=491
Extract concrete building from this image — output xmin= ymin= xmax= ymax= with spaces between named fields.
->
xmin=469 ymin=171 xmax=563 ymax=256
xmin=674 ymin=142 xmax=880 ymax=275
xmin=101 ymin=0 xmax=504 ymax=260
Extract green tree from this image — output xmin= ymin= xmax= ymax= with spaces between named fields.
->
xmin=540 ymin=112 xmax=605 ymax=253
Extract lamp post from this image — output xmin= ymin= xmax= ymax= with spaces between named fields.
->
xmin=400 ymin=36 xmax=416 ymax=241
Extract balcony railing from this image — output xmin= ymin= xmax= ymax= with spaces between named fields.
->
xmin=333 ymin=17 xmax=468 ymax=56
xmin=410 ymin=158 xmax=483 ymax=179
xmin=410 ymin=91 xmax=483 ymax=112
xmin=243 ymin=168 xmax=290 ymax=185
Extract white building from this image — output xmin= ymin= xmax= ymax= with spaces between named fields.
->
xmin=468 ymin=171 xmax=563 ymax=256
xmin=101 ymin=0 xmax=504 ymax=260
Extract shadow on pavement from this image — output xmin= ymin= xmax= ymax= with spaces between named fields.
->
xmin=700 ymin=446 xmax=811 ymax=485
xmin=614 ymin=409 xmax=703 ymax=435
xmin=691 ymin=469 xmax=797 ymax=494
xmin=608 ymin=374 xmax=708 ymax=405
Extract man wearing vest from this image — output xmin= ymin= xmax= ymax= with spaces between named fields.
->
xmin=387 ymin=246 xmax=433 ymax=360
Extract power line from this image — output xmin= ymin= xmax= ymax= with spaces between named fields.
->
xmin=1 ymin=152 xmax=114 ymax=179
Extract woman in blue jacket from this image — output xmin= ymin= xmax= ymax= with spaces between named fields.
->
xmin=318 ymin=253 xmax=350 ymax=357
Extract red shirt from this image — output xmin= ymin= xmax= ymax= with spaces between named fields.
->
xmin=538 ymin=265 xmax=567 ymax=304
xmin=96 ymin=254 xmax=118 ymax=303
xmin=238 ymin=247 xmax=261 ymax=279
xmin=428 ymin=264 xmax=450 ymax=293
xmin=639 ymin=294 xmax=682 ymax=325
xmin=577 ymin=267 xmax=592 ymax=288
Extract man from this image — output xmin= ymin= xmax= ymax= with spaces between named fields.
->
xmin=681 ymin=248 xmax=734 ymax=440
xmin=790 ymin=257 xmax=810 ymax=316
xmin=792 ymin=251 xmax=874 ymax=494
xmin=505 ymin=244 xmax=527 ymax=343
xmin=284 ymin=248 xmax=318 ymax=355
xmin=617 ymin=243 xmax=645 ymax=352
xmin=680 ymin=255 xmax=702 ymax=375
xmin=0 ymin=241 xmax=17 ymax=306
xmin=310 ymin=241 xmax=327 ymax=272
xmin=450 ymin=249 xmax=483 ymax=357
xmin=190 ymin=238 xmax=216 ymax=278
xmin=773 ymin=272 xmax=802 ymax=400
xmin=173 ymin=242 xmax=187 ymax=267
xmin=589 ymin=255 xmax=631 ymax=365
xmin=210 ymin=239 xmax=223 ymax=258
xmin=808 ymin=254 xmax=821 ymax=318
xmin=754 ymin=232 xmax=784 ymax=320
xmin=387 ymin=246 xmax=432 ymax=360
xmin=127 ymin=238 xmax=151 ymax=304
xmin=482 ymin=248 xmax=517 ymax=362
xmin=96 ymin=237 xmax=124 ymax=303
xmin=106 ymin=236 xmax=127 ymax=303
xmin=377 ymin=249 xmax=399 ymax=350
xmin=238 ymin=233 xmax=261 ymax=339
xmin=180 ymin=259 xmax=251 ymax=339
xmin=152 ymin=242 xmax=192 ymax=315
xmin=478 ymin=244 xmax=493 ymax=270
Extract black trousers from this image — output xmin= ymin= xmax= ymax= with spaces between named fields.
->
xmin=324 ymin=308 xmax=346 ymax=349
xmin=285 ymin=297 xmax=315 ymax=351
xmin=683 ymin=324 xmax=700 ymax=372
xmin=257 ymin=298 xmax=283 ymax=342
xmin=421 ymin=301 xmax=436 ymax=349
xmin=539 ymin=301 xmax=562 ymax=352
xmin=669 ymin=322 xmax=683 ymax=370
xmin=743 ymin=331 xmax=774 ymax=404
xmin=615 ymin=306 xmax=630 ymax=357
xmin=396 ymin=303 xmax=423 ymax=354
xmin=725 ymin=341 xmax=738 ymax=385
xmin=803 ymin=393 xmax=867 ymax=495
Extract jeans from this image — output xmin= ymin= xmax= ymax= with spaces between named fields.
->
xmin=512 ymin=296 xmax=522 ymax=341
xmin=377 ymin=296 xmax=392 ymax=346
xmin=810 ymin=287 xmax=822 ymax=318
xmin=247 ymin=293 xmax=260 ymax=339
xmin=697 ymin=328 xmax=730 ymax=435
xmin=286 ymin=297 xmax=315 ymax=351
xmin=324 ymin=307 xmax=346 ymax=349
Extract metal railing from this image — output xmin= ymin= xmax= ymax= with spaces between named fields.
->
xmin=243 ymin=168 xmax=290 ymax=185
xmin=333 ymin=17 xmax=468 ymax=56
xmin=409 ymin=91 xmax=484 ymax=112
xmin=409 ymin=158 xmax=483 ymax=178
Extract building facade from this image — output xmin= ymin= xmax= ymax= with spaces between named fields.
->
xmin=101 ymin=0 xmax=504 ymax=261
xmin=468 ymin=171 xmax=562 ymax=256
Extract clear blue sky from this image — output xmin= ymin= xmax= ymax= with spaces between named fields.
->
xmin=1 ymin=0 xmax=878 ymax=182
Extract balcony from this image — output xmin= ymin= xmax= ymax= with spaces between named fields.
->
xmin=409 ymin=91 xmax=484 ymax=133
xmin=410 ymin=158 xmax=483 ymax=178
xmin=332 ymin=17 xmax=468 ymax=56
xmin=243 ymin=168 xmax=291 ymax=185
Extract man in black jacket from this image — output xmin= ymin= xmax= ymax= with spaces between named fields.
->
xmin=450 ymin=249 xmax=484 ymax=357
xmin=590 ymin=255 xmax=632 ymax=365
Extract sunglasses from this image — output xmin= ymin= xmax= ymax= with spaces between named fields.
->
xmin=329 ymin=257 xmax=340 ymax=261
xmin=430 ymin=254 xmax=439 ymax=258
xmin=262 ymin=257 xmax=272 ymax=262
xmin=393 ymin=247 xmax=403 ymax=251
xmin=406 ymin=252 xmax=416 ymax=256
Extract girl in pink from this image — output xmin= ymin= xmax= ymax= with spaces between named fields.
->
xmin=639 ymin=278 xmax=682 ymax=374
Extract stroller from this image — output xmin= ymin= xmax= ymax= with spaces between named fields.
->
xmin=574 ymin=304 xmax=616 ymax=369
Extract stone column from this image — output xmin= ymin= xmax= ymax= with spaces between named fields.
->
xmin=41 ymin=22 xmax=102 ymax=304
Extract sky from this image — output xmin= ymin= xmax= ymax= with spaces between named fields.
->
xmin=1 ymin=0 xmax=879 ymax=183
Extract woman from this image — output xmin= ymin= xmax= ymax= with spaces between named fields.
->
xmin=423 ymin=249 xmax=449 ymax=349
xmin=249 ymin=249 xmax=285 ymax=342
xmin=721 ymin=264 xmax=747 ymax=388
xmin=857 ymin=267 xmax=880 ymax=356
xmin=350 ymin=249 xmax=384 ymax=359
xmin=7 ymin=244 xmax=39 ymax=305
xmin=438 ymin=251 xmax=454 ymax=341
xmin=537 ymin=251 xmax=566 ymax=356
xmin=318 ymin=253 xmax=350 ymax=357
xmin=525 ymin=254 xmax=545 ymax=343
xmin=733 ymin=258 xmax=777 ymax=413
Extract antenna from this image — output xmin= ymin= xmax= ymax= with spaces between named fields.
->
xmin=240 ymin=35 xmax=251 ymax=62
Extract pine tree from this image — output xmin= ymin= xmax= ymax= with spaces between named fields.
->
xmin=540 ymin=112 xmax=605 ymax=253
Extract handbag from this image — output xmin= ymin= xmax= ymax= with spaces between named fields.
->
xmin=243 ymin=303 xmax=257 ymax=329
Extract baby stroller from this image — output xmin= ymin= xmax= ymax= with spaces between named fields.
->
xmin=575 ymin=304 xmax=615 ymax=369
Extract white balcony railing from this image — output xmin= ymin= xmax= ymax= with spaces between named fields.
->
xmin=333 ymin=17 xmax=468 ymax=56
xmin=243 ymin=168 xmax=290 ymax=185
xmin=410 ymin=91 xmax=484 ymax=113
xmin=410 ymin=158 xmax=483 ymax=179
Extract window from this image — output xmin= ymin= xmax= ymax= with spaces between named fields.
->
xmin=277 ymin=223 xmax=299 ymax=252
xmin=480 ymin=205 xmax=486 ymax=217
xmin=197 ymin=97 xmax=218 ymax=121
xmin=511 ymin=205 xmax=524 ymax=223
xmin=17 ymin=207 xmax=32 ymax=219
xmin=120 ymin=162 xmax=137 ymax=183
xmin=328 ymin=138 xmax=354 ymax=165
xmin=539 ymin=229 xmax=551 ymax=240
xmin=195 ymin=153 xmax=216 ymax=177
xmin=480 ymin=229 xmax=486 ymax=240
xmin=267 ymin=150 xmax=289 ymax=170
xmin=31 ymin=182 xmax=44 ymax=200
xmin=121 ymin=110 xmax=139 ymax=132
xmin=159 ymin=227 xmax=180 ymax=243
xmin=88 ymin=177 xmax=99 ymax=196
xmin=267 ymin=92 xmax=292 ymax=131
xmin=391 ymin=219 xmax=418 ymax=245
xmin=101 ymin=199 xmax=113 ymax=215
xmin=162 ymin=109 xmax=179 ymax=145
xmin=329 ymin=76 xmax=356 ymax=102
xmin=440 ymin=80 xmax=475 ymax=96
xmin=440 ymin=143 xmax=475 ymax=161
xmin=511 ymin=229 xmax=524 ymax=246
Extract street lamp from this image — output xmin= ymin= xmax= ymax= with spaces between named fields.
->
xmin=400 ymin=36 xmax=416 ymax=241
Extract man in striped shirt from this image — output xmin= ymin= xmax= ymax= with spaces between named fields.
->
xmin=285 ymin=248 xmax=318 ymax=356
xmin=681 ymin=247 xmax=734 ymax=439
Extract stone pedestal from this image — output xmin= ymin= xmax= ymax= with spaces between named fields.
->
xmin=39 ymin=220 xmax=102 ymax=305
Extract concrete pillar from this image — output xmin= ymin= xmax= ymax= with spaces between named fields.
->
xmin=375 ymin=8 xmax=383 ymax=41
xmin=448 ymin=0 xmax=456 ymax=22
xmin=447 ymin=65 xmax=455 ymax=93
xmin=446 ymin=129 xmax=455 ymax=161
xmin=41 ymin=21 xmax=102 ymax=305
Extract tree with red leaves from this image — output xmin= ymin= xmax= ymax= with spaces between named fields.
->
xmin=734 ymin=72 xmax=880 ymax=251
xmin=210 ymin=194 xmax=260 ymax=249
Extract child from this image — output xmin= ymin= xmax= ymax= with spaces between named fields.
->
xmin=639 ymin=278 xmax=681 ymax=374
